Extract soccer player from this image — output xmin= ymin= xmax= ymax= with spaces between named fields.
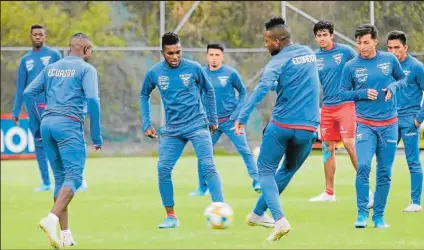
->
xmin=23 ymin=33 xmax=102 ymax=248
xmin=189 ymin=43 xmax=260 ymax=197
xmin=140 ymin=32 xmax=225 ymax=229
xmin=387 ymin=30 xmax=423 ymax=212
xmin=339 ymin=24 xmax=407 ymax=228
xmin=12 ymin=24 xmax=62 ymax=192
xmin=235 ymin=17 xmax=320 ymax=241
xmin=309 ymin=20 xmax=361 ymax=202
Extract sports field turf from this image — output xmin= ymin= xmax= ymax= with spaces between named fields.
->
xmin=1 ymin=153 xmax=423 ymax=249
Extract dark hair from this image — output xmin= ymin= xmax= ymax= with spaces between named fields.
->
xmin=30 ymin=24 xmax=45 ymax=33
xmin=387 ymin=30 xmax=407 ymax=46
xmin=355 ymin=24 xmax=378 ymax=39
xmin=207 ymin=43 xmax=224 ymax=52
xmin=265 ymin=16 xmax=286 ymax=30
xmin=314 ymin=20 xmax=334 ymax=35
xmin=71 ymin=32 xmax=90 ymax=40
xmin=162 ymin=32 xmax=180 ymax=49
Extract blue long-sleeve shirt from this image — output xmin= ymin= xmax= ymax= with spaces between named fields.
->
xmin=396 ymin=55 xmax=424 ymax=123
xmin=23 ymin=56 xmax=102 ymax=145
xmin=339 ymin=51 xmax=407 ymax=122
xmin=315 ymin=43 xmax=357 ymax=106
xmin=140 ymin=58 xmax=218 ymax=134
xmin=203 ymin=65 xmax=247 ymax=121
xmin=12 ymin=45 xmax=62 ymax=117
xmin=237 ymin=44 xmax=320 ymax=129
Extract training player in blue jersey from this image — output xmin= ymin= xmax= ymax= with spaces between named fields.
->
xmin=189 ymin=43 xmax=260 ymax=197
xmin=309 ymin=20 xmax=362 ymax=202
xmin=387 ymin=30 xmax=423 ymax=213
xmin=235 ymin=17 xmax=320 ymax=241
xmin=140 ymin=32 xmax=225 ymax=229
xmin=339 ymin=24 xmax=407 ymax=228
xmin=12 ymin=24 xmax=62 ymax=192
xmin=23 ymin=33 xmax=102 ymax=248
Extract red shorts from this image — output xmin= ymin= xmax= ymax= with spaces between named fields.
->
xmin=320 ymin=102 xmax=356 ymax=141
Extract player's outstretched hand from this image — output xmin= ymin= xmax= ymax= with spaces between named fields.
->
xmin=382 ymin=88 xmax=392 ymax=101
xmin=234 ymin=121 xmax=244 ymax=135
xmin=93 ymin=145 xmax=102 ymax=151
xmin=145 ymin=127 xmax=157 ymax=138
xmin=209 ymin=124 xmax=218 ymax=133
xmin=12 ymin=116 xmax=19 ymax=126
xmin=367 ymin=89 xmax=378 ymax=100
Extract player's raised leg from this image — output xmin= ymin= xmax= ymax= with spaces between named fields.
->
xmin=188 ymin=126 xmax=224 ymax=203
xmin=354 ymin=123 xmax=377 ymax=228
xmin=157 ymin=134 xmax=187 ymax=228
xmin=189 ymin=129 xmax=222 ymax=197
xmin=373 ymin=123 xmax=398 ymax=228
xmin=399 ymin=116 xmax=423 ymax=212
xmin=223 ymin=120 xmax=260 ymax=193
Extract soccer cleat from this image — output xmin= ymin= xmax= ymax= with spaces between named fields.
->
xmin=76 ymin=180 xmax=88 ymax=192
xmin=34 ymin=184 xmax=51 ymax=192
xmin=60 ymin=230 xmax=76 ymax=248
xmin=266 ymin=217 xmax=291 ymax=241
xmin=308 ymin=191 xmax=336 ymax=202
xmin=188 ymin=188 xmax=209 ymax=197
xmin=38 ymin=215 xmax=60 ymax=248
xmin=354 ymin=214 xmax=368 ymax=228
xmin=402 ymin=203 xmax=422 ymax=212
xmin=246 ymin=212 xmax=275 ymax=228
xmin=252 ymin=181 xmax=262 ymax=194
xmin=373 ymin=217 xmax=389 ymax=228
xmin=158 ymin=216 xmax=180 ymax=229
xmin=367 ymin=191 xmax=374 ymax=209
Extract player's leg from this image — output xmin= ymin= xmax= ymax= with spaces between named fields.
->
xmin=223 ymin=120 xmax=260 ymax=193
xmin=339 ymin=102 xmax=358 ymax=171
xmin=189 ymin=129 xmax=222 ymax=196
xmin=399 ymin=116 xmax=422 ymax=212
xmin=187 ymin=126 xmax=224 ymax=203
xmin=354 ymin=123 xmax=377 ymax=228
xmin=157 ymin=133 xmax=187 ymax=228
xmin=309 ymin=106 xmax=339 ymax=201
xmin=31 ymin=105 xmax=51 ymax=192
xmin=373 ymin=123 xmax=398 ymax=227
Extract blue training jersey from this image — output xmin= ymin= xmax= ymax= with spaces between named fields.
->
xmin=23 ymin=56 xmax=102 ymax=145
xmin=315 ymin=43 xmax=357 ymax=106
xmin=140 ymin=58 xmax=218 ymax=133
xmin=237 ymin=43 xmax=321 ymax=129
xmin=203 ymin=64 xmax=247 ymax=121
xmin=396 ymin=54 xmax=424 ymax=123
xmin=12 ymin=45 xmax=62 ymax=117
xmin=339 ymin=51 xmax=407 ymax=122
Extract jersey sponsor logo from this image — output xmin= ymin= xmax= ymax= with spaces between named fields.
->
xmin=179 ymin=74 xmax=192 ymax=87
xmin=317 ymin=58 xmax=324 ymax=71
xmin=26 ymin=59 xmax=34 ymax=71
xmin=292 ymin=54 xmax=317 ymax=65
xmin=387 ymin=139 xmax=397 ymax=143
xmin=355 ymin=68 xmax=368 ymax=83
xmin=217 ymin=76 xmax=229 ymax=86
xmin=403 ymin=70 xmax=411 ymax=76
xmin=41 ymin=56 xmax=51 ymax=66
xmin=47 ymin=69 xmax=76 ymax=78
xmin=377 ymin=62 xmax=391 ymax=75
xmin=158 ymin=76 xmax=169 ymax=90
xmin=332 ymin=53 xmax=343 ymax=65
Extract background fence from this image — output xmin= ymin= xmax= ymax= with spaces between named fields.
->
xmin=1 ymin=1 xmax=423 ymax=156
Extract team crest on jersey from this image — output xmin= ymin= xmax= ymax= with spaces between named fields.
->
xmin=377 ymin=62 xmax=391 ymax=75
xmin=41 ymin=56 xmax=51 ymax=66
xmin=317 ymin=58 xmax=324 ymax=71
xmin=158 ymin=76 xmax=169 ymax=90
xmin=355 ymin=68 xmax=368 ymax=83
xmin=26 ymin=59 xmax=34 ymax=71
xmin=179 ymin=74 xmax=192 ymax=87
xmin=217 ymin=76 xmax=229 ymax=86
xmin=403 ymin=70 xmax=410 ymax=76
xmin=332 ymin=53 xmax=343 ymax=65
